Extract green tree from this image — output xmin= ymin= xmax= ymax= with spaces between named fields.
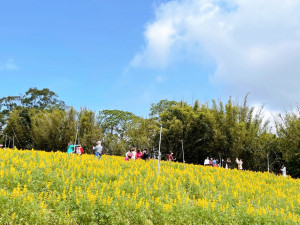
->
xmin=5 ymin=108 xmax=36 ymax=149
xmin=98 ymin=109 xmax=137 ymax=155
xmin=276 ymin=108 xmax=300 ymax=177
xmin=21 ymin=87 xmax=65 ymax=110
xmin=77 ymin=108 xmax=102 ymax=154
xmin=149 ymin=99 xmax=178 ymax=118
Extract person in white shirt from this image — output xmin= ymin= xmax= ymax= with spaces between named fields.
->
xmin=280 ymin=165 xmax=286 ymax=177
xmin=204 ymin=157 xmax=210 ymax=166
xmin=131 ymin=147 xmax=137 ymax=160
xmin=236 ymin=158 xmax=243 ymax=170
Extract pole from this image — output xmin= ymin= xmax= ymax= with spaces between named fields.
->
xmin=5 ymin=134 xmax=7 ymax=148
xmin=74 ymin=127 xmax=79 ymax=153
xmin=13 ymin=136 xmax=14 ymax=150
xmin=181 ymin=140 xmax=185 ymax=163
xmin=267 ymin=153 xmax=270 ymax=172
xmin=157 ymin=124 xmax=162 ymax=174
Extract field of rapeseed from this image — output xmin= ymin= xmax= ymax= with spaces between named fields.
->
xmin=0 ymin=148 xmax=299 ymax=224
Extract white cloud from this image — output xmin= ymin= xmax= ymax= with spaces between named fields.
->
xmin=131 ymin=0 xmax=300 ymax=111
xmin=0 ymin=60 xmax=18 ymax=71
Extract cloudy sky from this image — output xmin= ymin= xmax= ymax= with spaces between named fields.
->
xmin=1 ymin=0 xmax=299 ymax=117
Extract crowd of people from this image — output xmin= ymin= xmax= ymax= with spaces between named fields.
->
xmin=125 ymin=147 xmax=149 ymax=161
xmin=65 ymin=142 xmax=287 ymax=177
xmin=67 ymin=142 xmax=84 ymax=155
xmin=203 ymin=157 xmax=243 ymax=170
xmin=203 ymin=156 xmax=288 ymax=177
xmin=67 ymin=141 xmax=103 ymax=159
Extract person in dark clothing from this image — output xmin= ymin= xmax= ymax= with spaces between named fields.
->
xmin=226 ymin=158 xmax=231 ymax=169
xmin=142 ymin=149 xmax=149 ymax=161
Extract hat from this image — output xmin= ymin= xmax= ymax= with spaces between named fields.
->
xmin=97 ymin=141 xmax=101 ymax=144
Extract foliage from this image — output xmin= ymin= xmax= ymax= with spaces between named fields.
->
xmin=21 ymin=87 xmax=66 ymax=110
xmin=276 ymin=107 xmax=300 ymax=177
xmin=157 ymin=97 xmax=271 ymax=170
xmin=149 ymin=99 xmax=178 ymax=118
xmin=4 ymin=107 xmax=102 ymax=153
xmin=0 ymin=87 xmax=65 ymax=128
xmin=98 ymin=110 xmax=158 ymax=156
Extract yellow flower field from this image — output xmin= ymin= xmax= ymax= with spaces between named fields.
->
xmin=0 ymin=148 xmax=299 ymax=224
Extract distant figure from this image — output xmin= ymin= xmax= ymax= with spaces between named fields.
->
xmin=225 ymin=158 xmax=231 ymax=169
xmin=212 ymin=159 xmax=218 ymax=167
xmin=204 ymin=157 xmax=210 ymax=166
xmin=67 ymin=142 xmax=77 ymax=154
xmin=142 ymin=149 xmax=149 ymax=161
xmin=136 ymin=149 xmax=143 ymax=159
xmin=93 ymin=141 xmax=103 ymax=159
xmin=209 ymin=158 xmax=213 ymax=166
xmin=125 ymin=150 xmax=132 ymax=161
xmin=75 ymin=144 xmax=84 ymax=155
xmin=236 ymin=158 xmax=243 ymax=170
xmin=167 ymin=152 xmax=175 ymax=161
xmin=280 ymin=165 xmax=286 ymax=177
xmin=131 ymin=147 xmax=137 ymax=160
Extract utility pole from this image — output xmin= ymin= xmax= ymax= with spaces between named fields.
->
xmin=157 ymin=124 xmax=162 ymax=174
xmin=5 ymin=134 xmax=7 ymax=148
xmin=181 ymin=140 xmax=185 ymax=163
xmin=267 ymin=153 xmax=270 ymax=172
xmin=74 ymin=127 xmax=79 ymax=153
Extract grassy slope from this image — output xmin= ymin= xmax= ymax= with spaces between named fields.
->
xmin=0 ymin=149 xmax=299 ymax=224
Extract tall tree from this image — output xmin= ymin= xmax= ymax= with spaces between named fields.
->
xmin=275 ymin=107 xmax=300 ymax=177
xmin=77 ymin=108 xmax=102 ymax=154
xmin=21 ymin=87 xmax=65 ymax=110
xmin=149 ymin=99 xmax=178 ymax=118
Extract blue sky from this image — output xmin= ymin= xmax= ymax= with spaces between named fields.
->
xmin=1 ymin=0 xmax=300 ymax=117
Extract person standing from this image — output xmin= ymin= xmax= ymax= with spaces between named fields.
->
xmin=67 ymin=142 xmax=77 ymax=154
xmin=239 ymin=159 xmax=243 ymax=170
xmin=209 ymin=158 xmax=213 ymax=167
xmin=236 ymin=158 xmax=243 ymax=170
xmin=142 ymin=149 xmax=149 ymax=161
xmin=75 ymin=144 xmax=84 ymax=155
xmin=204 ymin=157 xmax=210 ymax=166
xmin=125 ymin=149 xmax=132 ymax=161
xmin=225 ymin=158 xmax=231 ymax=169
xmin=280 ymin=165 xmax=286 ymax=177
xmin=136 ymin=149 xmax=143 ymax=159
xmin=93 ymin=141 xmax=103 ymax=159
xmin=131 ymin=147 xmax=137 ymax=160
xmin=212 ymin=158 xmax=217 ymax=167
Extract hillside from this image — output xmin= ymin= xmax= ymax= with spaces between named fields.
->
xmin=0 ymin=149 xmax=299 ymax=224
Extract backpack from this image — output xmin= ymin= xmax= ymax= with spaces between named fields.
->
xmin=76 ymin=147 xmax=81 ymax=155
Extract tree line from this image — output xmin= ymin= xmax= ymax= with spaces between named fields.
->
xmin=0 ymin=88 xmax=299 ymax=177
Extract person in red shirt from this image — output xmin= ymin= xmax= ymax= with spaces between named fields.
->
xmin=75 ymin=144 xmax=84 ymax=155
xmin=167 ymin=152 xmax=175 ymax=161
xmin=136 ymin=149 xmax=143 ymax=159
